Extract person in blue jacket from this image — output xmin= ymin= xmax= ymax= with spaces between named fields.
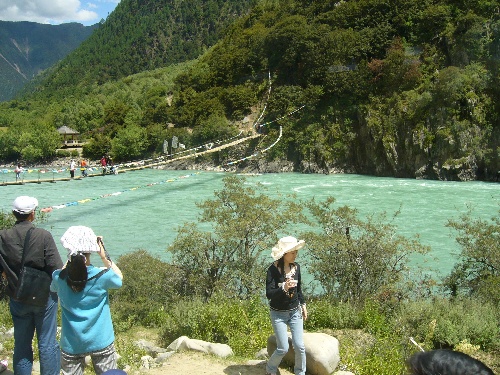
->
xmin=50 ymin=226 xmax=123 ymax=375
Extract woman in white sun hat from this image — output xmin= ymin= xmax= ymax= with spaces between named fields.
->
xmin=265 ymin=236 xmax=307 ymax=375
xmin=50 ymin=226 xmax=123 ymax=375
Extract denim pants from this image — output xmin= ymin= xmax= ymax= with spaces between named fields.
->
xmin=9 ymin=292 xmax=60 ymax=375
xmin=266 ymin=307 xmax=306 ymax=375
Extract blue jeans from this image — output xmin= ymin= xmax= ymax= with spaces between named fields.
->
xmin=9 ymin=292 xmax=60 ymax=375
xmin=266 ymin=307 xmax=306 ymax=375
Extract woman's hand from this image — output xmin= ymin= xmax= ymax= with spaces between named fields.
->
xmin=96 ymin=236 xmax=123 ymax=280
xmin=302 ymin=305 xmax=308 ymax=320
xmin=284 ymin=278 xmax=297 ymax=291
xmin=97 ymin=236 xmax=106 ymax=258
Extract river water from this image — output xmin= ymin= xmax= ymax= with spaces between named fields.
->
xmin=1 ymin=169 xmax=498 ymax=278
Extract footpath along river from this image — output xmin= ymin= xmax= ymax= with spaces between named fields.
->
xmin=1 ymin=169 xmax=498 ymax=280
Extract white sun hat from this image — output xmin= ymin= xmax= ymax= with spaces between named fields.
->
xmin=271 ymin=236 xmax=305 ymax=261
xmin=61 ymin=226 xmax=100 ymax=256
xmin=12 ymin=196 xmax=38 ymax=214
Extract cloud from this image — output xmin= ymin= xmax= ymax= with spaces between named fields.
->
xmin=0 ymin=0 xmax=104 ymax=24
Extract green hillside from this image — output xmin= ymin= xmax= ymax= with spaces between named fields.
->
xmin=0 ymin=21 xmax=98 ymax=102
xmin=27 ymin=0 xmax=256 ymax=99
xmin=1 ymin=0 xmax=499 ymax=181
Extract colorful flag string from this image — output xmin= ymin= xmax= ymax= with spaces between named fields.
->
xmin=39 ymin=172 xmax=200 ymax=212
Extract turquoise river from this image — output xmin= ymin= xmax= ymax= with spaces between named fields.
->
xmin=1 ymin=169 xmax=498 ymax=279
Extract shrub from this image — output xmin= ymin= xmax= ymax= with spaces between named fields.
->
xmin=393 ymin=298 xmax=500 ymax=351
xmin=115 ymin=336 xmax=148 ymax=369
xmin=56 ymin=149 xmax=71 ymax=157
xmin=112 ymin=250 xmax=187 ymax=329
xmin=305 ymin=299 xmax=362 ymax=331
xmin=0 ymin=301 xmax=12 ymax=326
xmin=303 ymin=197 xmax=429 ymax=304
xmin=444 ymin=210 xmax=500 ymax=304
xmin=337 ymin=329 xmax=409 ymax=375
xmin=0 ymin=210 xmax=15 ymax=230
xmin=360 ymin=300 xmax=392 ymax=337
xmin=159 ymin=294 xmax=271 ymax=356
xmin=354 ymin=336 xmax=408 ymax=375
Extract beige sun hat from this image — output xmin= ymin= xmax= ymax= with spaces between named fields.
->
xmin=271 ymin=236 xmax=305 ymax=261
xmin=60 ymin=226 xmax=100 ymax=256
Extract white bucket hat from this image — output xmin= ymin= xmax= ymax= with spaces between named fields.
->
xmin=271 ymin=236 xmax=305 ymax=261
xmin=61 ymin=226 xmax=100 ymax=256
xmin=12 ymin=196 xmax=38 ymax=214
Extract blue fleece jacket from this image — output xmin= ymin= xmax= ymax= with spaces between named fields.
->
xmin=51 ymin=265 xmax=122 ymax=354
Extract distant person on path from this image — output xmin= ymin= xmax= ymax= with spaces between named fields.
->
xmin=265 ymin=236 xmax=308 ymax=375
xmin=51 ymin=226 xmax=123 ymax=375
xmin=14 ymin=164 xmax=23 ymax=181
xmin=0 ymin=196 xmax=63 ymax=375
xmin=80 ymin=159 xmax=88 ymax=177
xmin=70 ymin=159 xmax=76 ymax=178
xmin=105 ymin=156 xmax=117 ymax=174
xmin=100 ymin=156 xmax=107 ymax=175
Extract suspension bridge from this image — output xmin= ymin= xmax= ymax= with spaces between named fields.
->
xmin=1 ymin=70 xmax=304 ymax=186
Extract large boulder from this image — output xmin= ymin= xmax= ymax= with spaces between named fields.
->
xmin=267 ymin=332 xmax=340 ymax=375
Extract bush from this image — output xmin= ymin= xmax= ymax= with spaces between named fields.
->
xmin=350 ymin=336 xmax=408 ymax=375
xmin=303 ymin=197 xmax=429 ymax=304
xmin=112 ymin=250 xmax=187 ymax=329
xmin=115 ymin=336 xmax=148 ymax=369
xmin=159 ymin=294 xmax=271 ymax=356
xmin=444 ymin=210 xmax=500 ymax=304
xmin=360 ymin=300 xmax=392 ymax=337
xmin=56 ymin=149 xmax=71 ymax=157
xmin=305 ymin=299 xmax=362 ymax=331
xmin=393 ymin=298 xmax=500 ymax=351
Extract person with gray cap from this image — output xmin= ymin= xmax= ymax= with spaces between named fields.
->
xmin=0 ymin=196 xmax=63 ymax=375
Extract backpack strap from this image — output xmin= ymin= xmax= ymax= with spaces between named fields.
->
xmin=60 ymin=266 xmax=109 ymax=282
xmin=87 ymin=267 xmax=109 ymax=281
xmin=19 ymin=227 xmax=34 ymax=269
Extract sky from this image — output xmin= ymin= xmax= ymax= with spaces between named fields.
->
xmin=0 ymin=0 xmax=121 ymax=27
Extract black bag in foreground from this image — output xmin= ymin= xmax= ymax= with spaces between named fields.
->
xmin=14 ymin=228 xmax=51 ymax=307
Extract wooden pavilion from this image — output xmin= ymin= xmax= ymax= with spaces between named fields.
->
xmin=57 ymin=125 xmax=81 ymax=147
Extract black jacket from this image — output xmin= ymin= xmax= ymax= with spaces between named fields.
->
xmin=0 ymin=220 xmax=63 ymax=298
xmin=266 ymin=262 xmax=305 ymax=311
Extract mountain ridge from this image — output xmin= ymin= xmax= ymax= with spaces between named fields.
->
xmin=0 ymin=21 xmax=99 ymax=101
xmin=25 ymin=0 xmax=256 ymax=100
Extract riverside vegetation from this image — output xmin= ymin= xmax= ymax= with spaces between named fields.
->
xmin=1 ymin=0 xmax=499 ymax=181
xmin=0 ymin=176 xmax=499 ymax=374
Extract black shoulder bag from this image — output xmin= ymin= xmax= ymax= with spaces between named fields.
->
xmin=14 ymin=228 xmax=52 ymax=306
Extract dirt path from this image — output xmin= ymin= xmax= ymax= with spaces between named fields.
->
xmin=136 ymin=351 xmax=294 ymax=375
xmin=0 ymin=352 xmax=293 ymax=375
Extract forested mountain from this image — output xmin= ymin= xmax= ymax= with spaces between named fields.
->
xmin=0 ymin=21 xmax=98 ymax=102
xmin=27 ymin=0 xmax=256 ymax=99
xmin=1 ymin=0 xmax=499 ymax=181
